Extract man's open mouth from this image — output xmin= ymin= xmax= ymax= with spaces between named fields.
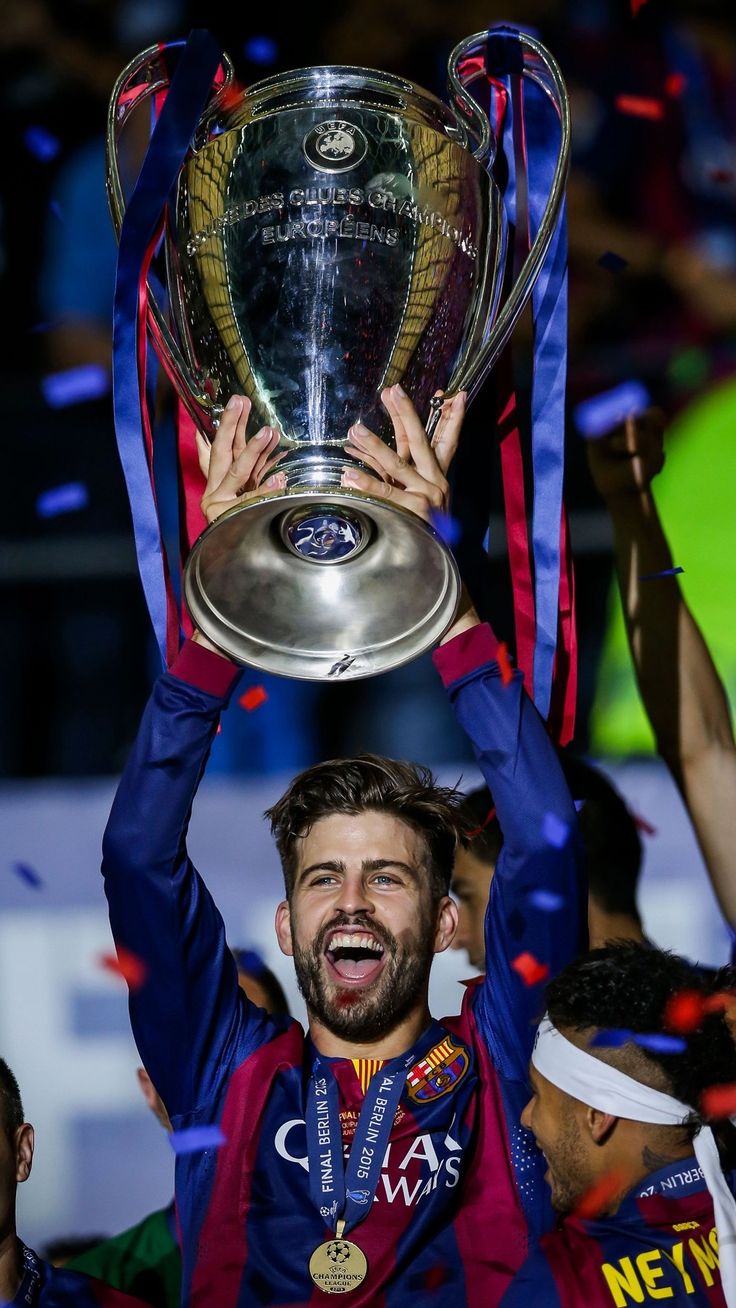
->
xmin=324 ymin=928 xmax=387 ymax=986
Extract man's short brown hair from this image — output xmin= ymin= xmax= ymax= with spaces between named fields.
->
xmin=265 ymin=754 xmax=466 ymax=900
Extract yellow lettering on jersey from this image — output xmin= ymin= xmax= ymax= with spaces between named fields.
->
xmin=635 ymin=1251 xmax=673 ymax=1300
xmin=709 ymin=1227 xmax=719 ymax=1255
xmin=663 ymin=1242 xmax=694 ymax=1294
xmin=671 ymin=1222 xmax=698 ymax=1232
xmin=688 ymin=1232 xmax=719 ymax=1286
xmin=602 ymin=1257 xmax=645 ymax=1305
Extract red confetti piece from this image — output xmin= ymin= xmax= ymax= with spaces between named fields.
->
xmin=632 ymin=813 xmax=657 ymax=836
xmin=630 ymin=0 xmax=648 ymax=13
xmin=663 ymin=990 xmax=704 ymax=1035
xmin=701 ymin=1083 xmax=736 ymax=1120
xmin=496 ymin=642 xmax=514 ymax=687
xmin=99 ymin=946 xmax=148 ymax=991
xmin=239 ymin=686 xmax=268 ymax=712
xmin=614 ymin=95 xmax=665 ymax=122
xmin=511 ymin=952 xmax=549 ymax=986
xmin=574 ymin=1170 xmax=627 ymax=1219
xmin=219 ymin=79 xmax=245 ymax=113
xmin=702 ymin=991 xmax=736 ymax=1017
xmin=665 ymin=72 xmax=687 ymax=98
xmin=423 ymin=1266 xmax=449 ymax=1292
xmin=707 ymin=166 xmax=734 ymax=186
xmin=465 ymin=806 xmax=497 ymax=840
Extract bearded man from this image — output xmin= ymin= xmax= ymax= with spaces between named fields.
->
xmin=102 ymin=385 xmax=583 ymax=1305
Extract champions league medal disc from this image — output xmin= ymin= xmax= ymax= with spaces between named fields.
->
xmin=309 ymin=1222 xmax=368 ymax=1294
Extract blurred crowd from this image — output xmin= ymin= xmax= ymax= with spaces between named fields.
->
xmin=0 ymin=0 xmax=734 ymax=777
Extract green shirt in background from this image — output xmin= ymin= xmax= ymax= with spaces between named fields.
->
xmin=68 ymin=1204 xmax=180 ymax=1308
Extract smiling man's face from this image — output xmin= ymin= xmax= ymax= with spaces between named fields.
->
xmin=276 ymin=811 xmax=454 ymax=1042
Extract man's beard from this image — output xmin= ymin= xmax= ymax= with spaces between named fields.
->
xmin=546 ymin=1111 xmax=592 ymax=1214
xmin=293 ymin=911 xmax=436 ymax=1042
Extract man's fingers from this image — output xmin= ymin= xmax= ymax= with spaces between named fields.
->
xmin=252 ymin=445 xmax=287 ymax=487
xmin=202 ymin=471 xmax=287 ymax=524
xmin=347 ymin=422 xmax=444 ymax=502
xmin=388 ymin=384 xmax=441 ymax=482
xmin=431 ymin=391 xmax=466 ymax=475
xmin=207 ymin=395 xmax=251 ymax=489
xmin=206 ymin=427 xmax=278 ymax=506
xmin=341 ymin=465 xmax=433 ymax=521
xmin=381 ymin=386 xmax=410 ymax=462
xmin=602 ymin=408 xmax=665 ymax=453
xmin=232 ymin=398 xmax=249 ymax=460
xmin=195 ymin=430 xmax=211 ymax=480
xmin=226 ymin=427 xmax=279 ymax=489
xmin=343 ymin=442 xmax=389 ymax=481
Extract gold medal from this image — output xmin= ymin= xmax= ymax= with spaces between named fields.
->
xmin=309 ymin=1220 xmax=368 ymax=1294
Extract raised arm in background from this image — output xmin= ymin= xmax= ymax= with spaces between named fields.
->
xmin=587 ymin=410 xmax=736 ymax=927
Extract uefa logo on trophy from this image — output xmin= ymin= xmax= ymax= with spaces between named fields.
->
xmin=107 ymin=29 xmax=569 ymax=679
xmin=303 ymin=121 xmax=369 ymax=172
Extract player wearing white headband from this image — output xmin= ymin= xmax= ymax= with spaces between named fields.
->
xmin=502 ymin=942 xmax=736 ymax=1307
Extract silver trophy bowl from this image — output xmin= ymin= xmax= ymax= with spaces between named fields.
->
xmin=107 ymin=32 xmax=569 ymax=679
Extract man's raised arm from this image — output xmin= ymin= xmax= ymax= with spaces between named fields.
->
xmin=102 ymin=399 xmax=293 ymax=1118
xmin=588 ymin=411 xmax=736 ymax=928
xmin=102 ymin=638 xmax=272 ymax=1118
xmin=433 ymin=597 xmax=584 ymax=1080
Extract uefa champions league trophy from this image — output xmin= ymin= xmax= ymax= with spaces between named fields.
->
xmin=107 ymin=30 xmax=569 ymax=679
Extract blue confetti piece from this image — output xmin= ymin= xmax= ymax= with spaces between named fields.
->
xmin=12 ymin=862 xmax=43 ymax=889
xmin=526 ymin=889 xmax=564 ymax=912
xmin=233 ymin=948 xmax=267 ymax=977
xmin=24 ymin=125 xmax=60 ymax=162
xmin=639 ymin=566 xmax=684 ymax=581
xmin=36 ymin=482 xmax=89 ymax=519
xmin=574 ymin=798 xmax=585 ymax=811
xmin=542 ymin=812 xmax=570 ymax=848
xmin=429 ymin=509 xmax=462 ymax=547
xmin=49 ymin=199 xmax=64 ymax=223
xmin=170 ymin=1125 xmax=226 ymax=1155
xmin=574 ymin=381 xmax=651 ymax=439
xmin=634 ymin=1033 xmax=687 ymax=1054
xmin=597 ymin=250 xmax=628 ymax=273
xmin=590 ymin=1028 xmax=634 ymax=1047
xmin=42 ymin=364 xmax=110 ymax=408
xmin=243 ymin=35 xmax=279 ymax=65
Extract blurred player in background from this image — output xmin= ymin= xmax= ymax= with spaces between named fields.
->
xmin=502 ymin=941 xmax=736 ymax=1305
xmin=68 ymin=950 xmax=290 ymax=1308
xmin=0 ymin=1058 xmax=149 ymax=1306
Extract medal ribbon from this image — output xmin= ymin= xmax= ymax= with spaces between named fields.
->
xmin=112 ymin=30 xmax=222 ymax=667
xmin=307 ymin=1050 xmax=415 ymax=1235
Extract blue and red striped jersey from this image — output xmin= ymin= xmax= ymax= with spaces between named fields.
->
xmin=10 ymin=1243 xmax=151 ymax=1306
xmin=501 ymin=1162 xmax=731 ymax=1306
xmin=102 ymin=625 xmax=584 ymax=1306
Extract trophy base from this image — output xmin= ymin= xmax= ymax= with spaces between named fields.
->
xmin=183 ymin=488 xmax=461 ymax=680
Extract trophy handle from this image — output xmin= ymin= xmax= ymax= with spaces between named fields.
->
xmin=106 ymin=43 xmax=236 ymax=429
xmin=443 ymin=29 xmax=570 ymax=406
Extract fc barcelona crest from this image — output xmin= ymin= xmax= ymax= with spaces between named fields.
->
xmin=407 ymin=1036 xmax=470 ymax=1104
